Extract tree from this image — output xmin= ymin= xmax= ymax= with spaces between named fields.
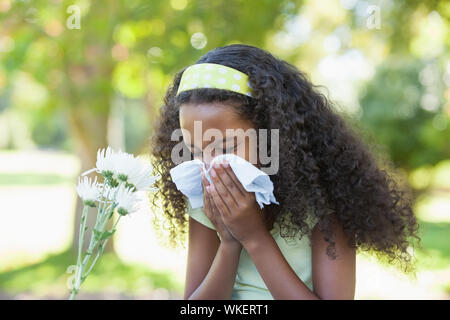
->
xmin=0 ymin=0 xmax=303 ymax=253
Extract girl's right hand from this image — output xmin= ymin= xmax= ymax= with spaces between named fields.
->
xmin=201 ymin=165 xmax=241 ymax=247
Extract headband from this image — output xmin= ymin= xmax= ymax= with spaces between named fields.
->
xmin=176 ymin=63 xmax=254 ymax=97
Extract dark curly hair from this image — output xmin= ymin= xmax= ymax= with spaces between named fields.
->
xmin=149 ymin=44 xmax=422 ymax=275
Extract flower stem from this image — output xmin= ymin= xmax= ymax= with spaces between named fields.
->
xmin=77 ymin=206 xmax=89 ymax=265
xmin=85 ymin=183 xmax=110 ymax=253
xmin=69 ymin=186 xmax=108 ymax=300
xmin=83 ymin=214 xmax=122 ymax=279
xmin=68 ymin=181 xmax=125 ymax=300
xmin=70 ymin=205 xmax=89 ymax=300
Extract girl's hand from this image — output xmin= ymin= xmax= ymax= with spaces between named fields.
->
xmin=207 ymin=160 xmax=268 ymax=246
xmin=200 ymin=166 xmax=241 ymax=247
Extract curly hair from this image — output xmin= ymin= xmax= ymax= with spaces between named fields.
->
xmin=149 ymin=44 xmax=422 ymax=275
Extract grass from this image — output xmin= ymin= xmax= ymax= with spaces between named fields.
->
xmin=415 ymin=221 xmax=450 ymax=271
xmin=0 ymin=173 xmax=74 ymax=186
xmin=0 ymin=248 xmax=183 ymax=299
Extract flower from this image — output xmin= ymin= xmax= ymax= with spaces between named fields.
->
xmin=76 ymin=176 xmax=101 ymax=206
xmin=130 ymin=169 xmax=159 ymax=191
xmin=97 ymin=183 xmax=117 ymax=202
xmin=81 ymin=146 xmax=159 ymax=192
xmin=115 ymin=184 xmax=142 ymax=216
xmin=81 ymin=146 xmax=117 ymax=177
xmin=70 ymin=146 xmax=157 ymax=300
xmin=97 ymin=146 xmax=119 ymax=175
xmin=121 ymin=157 xmax=159 ymax=191
xmin=112 ymin=150 xmax=139 ymax=181
xmin=111 ymin=150 xmax=159 ymax=191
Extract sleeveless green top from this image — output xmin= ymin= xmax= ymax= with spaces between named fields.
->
xmin=187 ymin=204 xmax=319 ymax=300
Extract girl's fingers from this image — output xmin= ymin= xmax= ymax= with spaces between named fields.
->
xmin=202 ymin=179 xmax=211 ymax=216
xmin=202 ymin=167 xmax=222 ymax=221
xmin=207 ymin=184 xmax=231 ymax=217
xmin=210 ymin=164 xmax=239 ymax=208
xmin=201 ymin=166 xmax=215 ymax=218
xmin=200 ymin=166 xmax=210 ymax=186
xmin=214 ymin=164 xmax=245 ymax=205
xmin=201 ymin=167 xmax=212 ymax=209
xmin=209 ymin=191 xmax=221 ymax=216
xmin=220 ymin=161 xmax=247 ymax=196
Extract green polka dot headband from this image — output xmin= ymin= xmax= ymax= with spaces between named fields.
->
xmin=176 ymin=63 xmax=254 ymax=97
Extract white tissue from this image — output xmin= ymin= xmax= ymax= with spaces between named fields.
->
xmin=169 ymin=153 xmax=279 ymax=209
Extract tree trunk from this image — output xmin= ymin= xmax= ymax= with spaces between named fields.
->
xmin=69 ymin=107 xmax=115 ymax=254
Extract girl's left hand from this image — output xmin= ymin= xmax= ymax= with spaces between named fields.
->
xmin=206 ymin=160 xmax=268 ymax=246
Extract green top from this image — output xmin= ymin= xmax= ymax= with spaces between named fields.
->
xmin=186 ymin=204 xmax=318 ymax=300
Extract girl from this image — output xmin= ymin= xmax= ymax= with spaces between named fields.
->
xmin=150 ymin=44 xmax=422 ymax=300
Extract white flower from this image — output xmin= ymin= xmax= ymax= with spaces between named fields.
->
xmin=96 ymin=146 xmax=123 ymax=176
xmin=130 ymin=170 xmax=159 ymax=191
xmin=81 ymin=146 xmax=159 ymax=192
xmin=112 ymin=150 xmax=140 ymax=180
xmin=82 ymin=146 xmax=118 ymax=177
xmin=120 ymin=156 xmax=159 ymax=191
xmin=97 ymin=183 xmax=117 ymax=202
xmin=76 ymin=176 xmax=101 ymax=204
xmin=115 ymin=184 xmax=142 ymax=216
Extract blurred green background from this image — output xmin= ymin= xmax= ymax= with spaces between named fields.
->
xmin=0 ymin=0 xmax=449 ymax=299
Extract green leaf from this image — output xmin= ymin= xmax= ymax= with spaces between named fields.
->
xmin=93 ymin=228 xmax=116 ymax=241
xmin=93 ymin=229 xmax=102 ymax=241
xmin=100 ymin=229 xmax=116 ymax=240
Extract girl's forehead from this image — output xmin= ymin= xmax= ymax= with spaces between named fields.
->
xmin=179 ymin=102 xmax=252 ymax=130
xmin=180 ymin=102 xmax=235 ymax=118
